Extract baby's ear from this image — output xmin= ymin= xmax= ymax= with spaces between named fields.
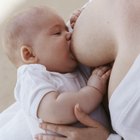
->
xmin=20 ymin=45 xmax=38 ymax=64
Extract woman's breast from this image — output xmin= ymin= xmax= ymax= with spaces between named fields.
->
xmin=71 ymin=0 xmax=116 ymax=67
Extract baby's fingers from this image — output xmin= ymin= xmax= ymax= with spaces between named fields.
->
xmin=92 ymin=66 xmax=111 ymax=77
xmin=70 ymin=9 xmax=81 ymax=28
xmin=102 ymin=69 xmax=111 ymax=79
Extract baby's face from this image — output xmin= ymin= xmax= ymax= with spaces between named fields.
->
xmin=33 ymin=9 xmax=77 ymax=73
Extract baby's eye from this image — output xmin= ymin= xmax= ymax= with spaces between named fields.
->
xmin=54 ymin=32 xmax=61 ymax=35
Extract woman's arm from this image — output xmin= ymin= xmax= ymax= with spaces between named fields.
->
xmin=37 ymin=66 xmax=111 ymax=124
xmin=35 ymin=104 xmax=122 ymax=140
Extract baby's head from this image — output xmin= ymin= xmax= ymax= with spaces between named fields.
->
xmin=2 ymin=5 xmax=77 ymax=73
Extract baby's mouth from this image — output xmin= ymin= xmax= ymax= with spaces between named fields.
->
xmin=70 ymin=52 xmax=77 ymax=61
xmin=68 ymin=43 xmax=77 ymax=61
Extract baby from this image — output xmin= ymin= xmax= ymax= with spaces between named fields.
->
xmin=2 ymin=5 xmax=110 ymax=139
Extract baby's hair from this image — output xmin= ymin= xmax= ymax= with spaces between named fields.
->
xmin=2 ymin=5 xmax=53 ymax=67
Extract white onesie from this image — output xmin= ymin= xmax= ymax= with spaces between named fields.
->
xmin=0 ymin=64 xmax=109 ymax=140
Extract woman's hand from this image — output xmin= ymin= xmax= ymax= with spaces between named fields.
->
xmin=74 ymin=104 xmax=110 ymax=139
xmin=35 ymin=104 xmax=110 ymax=140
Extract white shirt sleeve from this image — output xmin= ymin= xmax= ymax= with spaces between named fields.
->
xmin=15 ymin=64 xmax=56 ymax=119
xmin=109 ymin=55 xmax=140 ymax=140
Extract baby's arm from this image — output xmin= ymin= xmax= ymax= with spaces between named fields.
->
xmin=38 ymin=66 xmax=111 ymax=124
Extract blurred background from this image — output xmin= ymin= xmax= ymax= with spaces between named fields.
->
xmin=0 ymin=0 xmax=87 ymax=112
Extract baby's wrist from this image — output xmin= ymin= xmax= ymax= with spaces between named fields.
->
xmin=87 ymin=77 xmax=106 ymax=95
xmin=87 ymin=85 xmax=104 ymax=96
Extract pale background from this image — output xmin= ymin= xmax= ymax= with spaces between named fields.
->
xmin=0 ymin=0 xmax=87 ymax=112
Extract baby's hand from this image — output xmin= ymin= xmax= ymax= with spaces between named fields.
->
xmin=87 ymin=66 xmax=111 ymax=95
xmin=70 ymin=9 xmax=82 ymax=29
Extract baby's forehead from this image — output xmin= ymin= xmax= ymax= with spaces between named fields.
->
xmin=19 ymin=6 xmax=62 ymax=28
xmin=10 ymin=6 xmax=52 ymax=31
xmin=7 ymin=5 xmax=64 ymax=40
xmin=16 ymin=6 xmax=51 ymax=23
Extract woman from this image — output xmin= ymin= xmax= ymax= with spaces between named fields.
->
xmin=35 ymin=0 xmax=140 ymax=139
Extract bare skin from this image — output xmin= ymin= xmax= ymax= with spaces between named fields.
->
xmin=35 ymin=0 xmax=140 ymax=139
xmin=35 ymin=105 xmax=109 ymax=140
xmin=72 ymin=0 xmax=140 ymax=98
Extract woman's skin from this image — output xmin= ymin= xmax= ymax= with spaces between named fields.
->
xmin=35 ymin=0 xmax=140 ymax=139
xmin=72 ymin=0 xmax=140 ymax=98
